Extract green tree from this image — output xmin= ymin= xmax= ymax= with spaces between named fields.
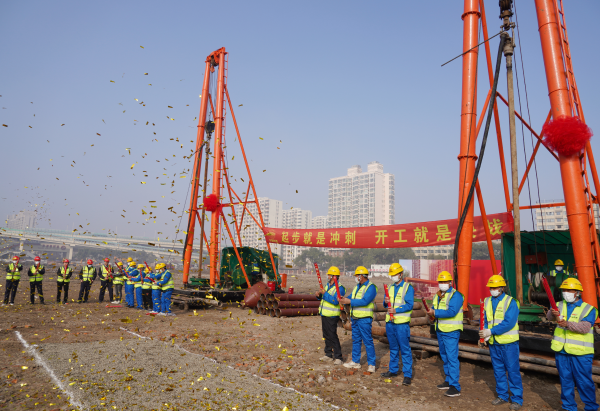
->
xmin=471 ymin=241 xmax=501 ymax=260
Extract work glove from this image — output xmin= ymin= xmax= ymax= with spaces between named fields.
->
xmin=485 ymin=336 xmax=491 ymax=342
xmin=479 ymin=329 xmax=492 ymax=339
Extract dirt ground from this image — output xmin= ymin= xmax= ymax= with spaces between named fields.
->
xmin=0 ymin=272 xmax=597 ymax=410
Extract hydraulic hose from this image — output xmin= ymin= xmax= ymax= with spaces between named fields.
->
xmin=453 ymin=34 xmax=507 ymax=282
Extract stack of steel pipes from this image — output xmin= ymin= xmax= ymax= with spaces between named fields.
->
xmin=253 ymin=293 xmax=320 ymax=317
xmin=340 ymin=300 xmax=429 ymax=327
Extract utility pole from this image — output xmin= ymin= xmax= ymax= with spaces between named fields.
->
xmin=501 ymin=1 xmax=522 ymax=304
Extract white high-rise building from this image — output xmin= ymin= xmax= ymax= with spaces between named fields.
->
xmin=535 ymin=199 xmax=600 ymax=231
xmin=327 ymin=162 xmax=395 ymax=228
xmin=281 ymin=208 xmax=313 ymax=266
xmin=7 ymin=211 xmax=37 ymax=230
xmin=311 ymin=216 xmax=327 ymax=229
xmin=235 ymin=198 xmax=283 ymax=255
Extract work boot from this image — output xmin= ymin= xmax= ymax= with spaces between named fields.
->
xmin=437 ymin=381 xmax=450 ymax=390
xmin=444 ymin=386 xmax=460 ymax=397
xmin=343 ymin=361 xmax=361 ymax=369
xmin=402 ymin=377 xmax=412 ymax=386
xmin=319 ymin=356 xmax=333 ymax=362
xmin=366 ymin=365 xmax=376 ymax=373
xmin=333 ymin=359 xmax=343 ymax=365
xmin=509 ymin=403 xmax=522 ymax=410
xmin=491 ymin=397 xmax=508 ymax=406
xmin=380 ymin=371 xmax=398 ymax=378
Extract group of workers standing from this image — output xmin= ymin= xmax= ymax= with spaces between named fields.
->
xmin=316 ymin=262 xmax=598 ymax=411
xmin=3 ymin=255 xmax=175 ymax=316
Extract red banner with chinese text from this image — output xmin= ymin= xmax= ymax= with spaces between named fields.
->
xmin=263 ymin=212 xmax=513 ymax=249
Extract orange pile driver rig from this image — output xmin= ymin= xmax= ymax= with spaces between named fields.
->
xmin=179 ymin=48 xmax=281 ymax=300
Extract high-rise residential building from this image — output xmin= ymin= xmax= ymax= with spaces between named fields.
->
xmin=235 ymin=198 xmax=283 ymax=255
xmin=6 ymin=211 xmax=37 ymax=230
xmin=281 ymin=208 xmax=313 ymax=266
xmin=327 ymin=161 xmax=395 ymax=228
xmin=412 ymin=245 xmax=454 ymax=259
xmin=534 ymin=199 xmax=600 ymax=231
xmin=311 ymin=216 xmax=327 ymax=229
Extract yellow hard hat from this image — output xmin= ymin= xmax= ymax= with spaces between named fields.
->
xmin=555 ymin=259 xmax=564 ymax=266
xmin=127 ymin=257 xmax=133 ymax=262
xmin=128 ymin=261 xmax=136 ymax=267
xmin=559 ymin=278 xmax=583 ymax=291
xmin=389 ymin=263 xmax=404 ymax=276
xmin=326 ymin=266 xmax=341 ymax=276
xmin=486 ymin=274 xmax=507 ymax=287
xmin=116 ymin=262 xmax=123 ymax=266
xmin=144 ymin=268 xmax=151 ymax=273
xmin=437 ymin=271 xmax=453 ymax=282
xmin=155 ymin=263 xmax=166 ymax=270
xmin=355 ymin=266 xmax=369 ymax=276
xmin=137 ymin=263 xmax=145 ymax=269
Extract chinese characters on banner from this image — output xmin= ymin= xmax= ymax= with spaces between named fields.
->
xmin=263 ymin=212 xmax=514 ymax=249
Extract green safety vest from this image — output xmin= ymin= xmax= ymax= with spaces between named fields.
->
xmin=29 ymin=265 xmax=44 ymax=282
xmin=549 ymin=268 xmax=569 ymax=277
xmin=433 ymin=289 xmax=464 ymax=332
xmin=134 ymin=270 xmax=144 ymax=288
xmin=350 ymin=282 xmax=378 ymax=319
xmin=319 ymin=284 xmax=341 ymax=317
xmin=386 ymin=282 xmax=413 ymax=324
xmin=150 ymin=274 xmax=161 ymax=290
xmin=142 ymin=272 xmax=152 ymax=289
xmin=484 ymin=294 xmax=520 ymax=344
xmin=252 ymin=265 xmax=260 ymax=273
xmin=112 ymin=269 xmax=124 ymax=285
xmin=551 ymin=301 xmax=597 ymax=355
xmin=160 ymin=270 xmax=174 ymax=291
xmin=57 ymin=267 xmax=73 ymax=283
xmin=126 ymin=267 xmax=136 ymax=285
xmin=6 ymin=263 xmax=22 ymax=281
xmin=81 ymin=266 xmax=95 ymax=282
xmin=99 ymin=265 xmax=113 ymax=281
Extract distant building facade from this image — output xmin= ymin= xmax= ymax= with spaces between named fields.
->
xmin=311 ymin=216 xmax=328 ymax=229
xmin=235 ymin=198 xmax=283 ymax=255
xmin=7 ymin=211 xmax=37 ymax=230
xmin=281 ymin=208 xmax=313 ymax=267
xmin=535 ymin=199 xmax=600 ymax=231
xmin=412 ymin=244 xmax=454 ymax=259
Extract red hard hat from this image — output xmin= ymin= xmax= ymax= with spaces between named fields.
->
xmin=87 ymin=259 xmax=93 ymax=265
xmin=12 ymin=256 xmax=20 ymax=260
xmin=63 ymin=259 xmax=70 ymax=263
xmin=104 ymin=258 xmax=110 ymax=262
xmin=34 ymin=256 xmax=41 ymax=261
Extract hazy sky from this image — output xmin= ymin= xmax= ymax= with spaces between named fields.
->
xmin=1 ymin=0 xmax=599 ymax=241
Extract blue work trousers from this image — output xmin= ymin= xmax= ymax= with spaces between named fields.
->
xmin=152 ymin=289 xmax=162 ymax=312
xmin=555 ymin=352 xmax=598 ymax=411
xmin=162 ymin=289 xmax=173 ymax=313
xmin=489 ymin=341 xmax=523 ymax=405
xmin=351 ymin=317 xmax=376 ymax=366
xmin=125 ymin=283 xmax=134 ymax=307
xmin=437 ymin=330 xmax=461 ymax=391
xmin=386 ymin=322 xmax=412 ymax=377
xmin=135 ymin=286 xmax=143 ymax=308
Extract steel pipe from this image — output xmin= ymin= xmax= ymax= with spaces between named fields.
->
xmin=275 ymin=308 xmax=319 ymax=317
xmin=273 ymin=301 xmax=320 ymax=309
xmin=270 ymin=294 xmax=318 ymax=302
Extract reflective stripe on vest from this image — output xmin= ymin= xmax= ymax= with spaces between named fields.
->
xmin=29 ymin=265 xmax=44 ymax=282
xmin=386 ymin=282 xmax=413 ymax=324
xmin=484 ymin=294 xmax=520 ymax=344
xmin=319 ymin=284 xmax=341 ymax=317
xmin=7 ymin=263 xmax=21 ymax=281
xmin=350 ymin=282 xmax=377 ymax=318
xmin=433 ymin=289 xmax=464 ymax=332
xmin=57 ymin=267 xmax=73 ymax=283
xmin=551 ymin=301 xmax=597 ymax=355
xmin=161 ymin=271 xmax=174 ymax=290
xmin=82 ymin=267 xmax=95 ymax=281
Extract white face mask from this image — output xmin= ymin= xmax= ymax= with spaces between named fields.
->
xmin=327 ymin=275 xmax=333 ymax=283
xmin=562 ymin=292 xmax=577 ymax=303
xmin=355 ymin=276 xmax=360 ymax=283
xmin=439 ymin=283 xmax=450 ymax=292
xmin=556 ymin=266 xmax=563 ymax=272
xmin=35 ymin=262 xmax=40 ymax=266
xmin=87 ymin=264 xmax=92 ymax=268
xmin=391 ymin=275 xmax=400 ymax=283
xmin=490 ymin=289 xmax=502 ymax=297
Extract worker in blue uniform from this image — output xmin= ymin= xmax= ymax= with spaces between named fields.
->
xmin=381 ymin=263 xmax=414 ymax=386
xmin=315 ymin=266 xmax=346 ymax=365
xmin=480 ymin=275 xmax=522 ymax=410
xmin=340 ymin=266 xmax=378 ymax=373
xmin=124 ymin=258 xmax=136 ymax=308
xmin=549 ymin=259 xmax=569 ymax=277
xmin=131 ymin=264 xmax=145 ymax=309
xmin=547 ymin=278 xmax=598 ymax=411
xmin=156 ymin=263 xmax=175 ymax=316
xmin=425 ymin=271 xmax=464 ymax=398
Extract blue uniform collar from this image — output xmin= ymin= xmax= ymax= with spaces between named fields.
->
xmin=566 ymin=299 xmax=583 ymax=308
xmin=491 ymin=292 xmax=505 ymax=301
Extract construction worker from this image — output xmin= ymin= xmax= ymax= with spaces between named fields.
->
xmin=340 ymin=266 xmax=378 ymax=373
xmin=56 ymin=259 xmax=73 ymax=304
xmin=131 ymin=264 xmax=146 ymax=309
xmin=156 ymin=263 xmax=175 ymax=316
xmin=480 ymin=275 xmax=522 ymax=410
xmin=124 ymin=260 xmax=137 ymax=308
xmin=315 ymin=266 xmax=346 ymax=365
xmin=27 ymin=256 xmax=45 ymax=304
xmin=113 ymin=261 xmax=125 ymax=303
xmin=381 ymin=263 xmax=414 ymax=386
xmin=98 ymin=258 xmax=114 ymax=303
xmin=142 ymin=267 xmax=153 ymax=310
xmin=150 ymin=267 xmax=162 ymax=314
xmin=549 ymin=259 xmax=569 ymax=277
xmin=425 ymin=271 xmax=464 ymax=398
xmin=3 ymin=256 xmax=23 ymax=305
xmin=252 ymin=262 xmax=261 ymax=280
xmin=78 ymin=259 xmax=96 ymax=303
xmin=547 ymin=278 xmax=598 ymax=411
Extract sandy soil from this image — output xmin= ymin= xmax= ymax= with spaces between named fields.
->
xmin=0 ymin=272 xmax=596 ymax=410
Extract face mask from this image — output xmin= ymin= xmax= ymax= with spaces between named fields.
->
xmin=556 ymin=266 xmax=563 ymax=272
xmin=391 ymin=275 xmax=400 ymax=283
xmin=490 ymin=289 xmax=501 ymax=297
xmin=439 ymin=283 xmax=450 ymax=292
xmin=87 ymin=264 xmax=92 ymax=268
xmin=35 ymin=262 xmax=40 ymax=265
xmin=562 ymin=292 xmax=576 ymax=303
xmin=355 ymin=276 xmax=360 ymax=283
xmin=327 ymin=275 xmax=333 ymax=282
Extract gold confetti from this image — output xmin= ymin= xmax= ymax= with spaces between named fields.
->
xmin=140 ymin=46 xmax=144 ymax=48
xmin=110 ymin=80 xmax=115 ymax=83
xmin=130 ymin=164 xmax=135 ymax=169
